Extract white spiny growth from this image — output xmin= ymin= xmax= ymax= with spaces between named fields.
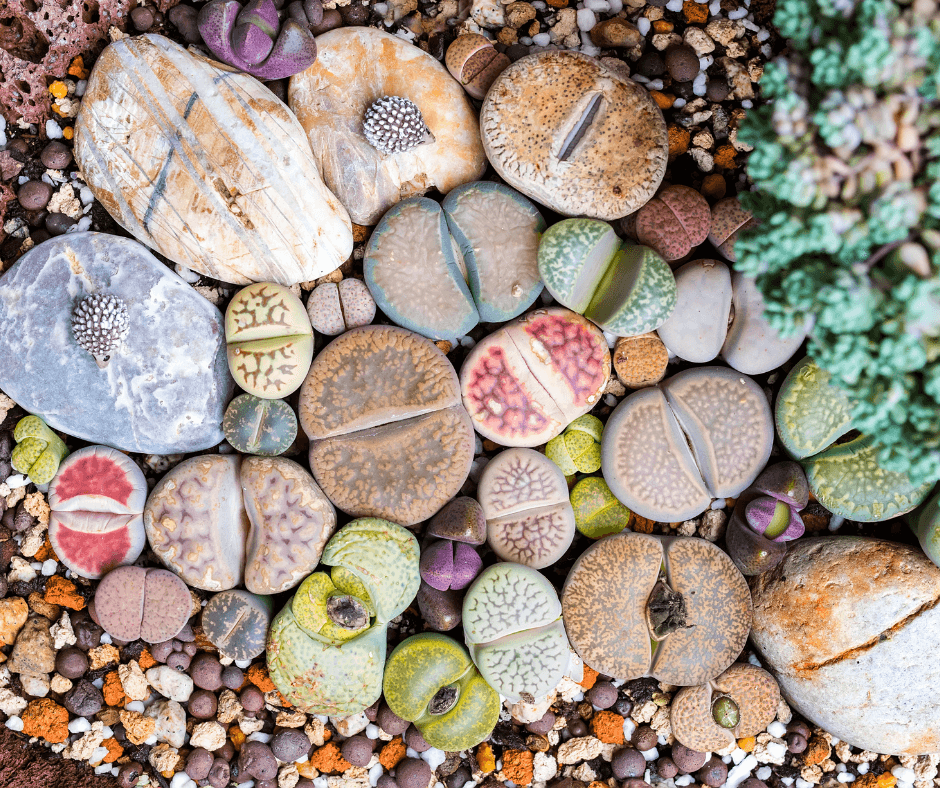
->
xmin=71 ymin=293 xmax=130 ymax=368
xmin=362 ymin=95 xmax=434 ymax=156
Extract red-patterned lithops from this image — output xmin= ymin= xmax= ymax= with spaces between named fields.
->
xmin=707 ymin=198 xmax=758 ymax=262
xmin=634 ymin=185 xmax=711 ymax=263
xmin=48 ymin=445 xmax=148 ymax=579
xmin=94 ymin=565 xmax=192 ymax=643
xmin=460 ymin=308 xmax=610 ymax=447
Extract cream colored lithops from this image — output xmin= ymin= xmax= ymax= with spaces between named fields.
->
xmin=306 ymin=279 xmax=376 ymax=337
xmin=481 ymin=50 xmax=668 ymax=219
xmin=602 ymin=366 xmax=773 ymax=522
xmin=74 ymin=34 xmax=352 ymax=285
xmin=288 ymin=27 xmax=486 ymax=225
xmin=478 ymin=448 xmax=576 ymax=569
xmin=225 ymin=283 xmax=313 ymax=398
xmin=562 ymin=533 xmax=751 ymax=685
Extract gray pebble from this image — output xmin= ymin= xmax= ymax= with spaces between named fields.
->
xmin=271 ymin=728 xmax=311 ymax=763
xmin=63 ymin=678 xmax=104 ymax=717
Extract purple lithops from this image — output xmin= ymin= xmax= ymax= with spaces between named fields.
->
xmin=744 ymin=496 xmax=805 ymax=542
xmin=197 ymin=0 xmax=318 ymax=80
xmin=419 ymin=540 xmax=483 ymax=592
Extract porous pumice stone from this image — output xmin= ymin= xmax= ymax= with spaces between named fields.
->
xmin=460 ymin=308 xmax=610 ymax=447
xmin=477 ymin=448 xmax=576 ymax=569
xmin=561 ymin=533 xmax=751 ymax=685
xmin=750 ymin=537 xmax=940 ymax=755
xmin=602 ymin=366 xmax=773 ymax=522
xmin=656 ymin=259 xmax=733 ymax=364
xmin=480 ymin=50 xmax=668 ymax=220
xmin=462 ymin=563 xmax=570 ymax=701
xmin=94 ymin=565 xmax=192 ymax=644
xmin=0 ymin=233 xmax=232 ymax=454
xmin=202 ymin=590 xmax=273 ymax=661
xmin=288 ymin=27 xmax=486 ymax=225
xmin=670 ymin=663 xmax=780 ymax=752
xmin=74 ymin=34 xmax=353 ymax=285
xmin=299 ymin=326 xmax=474 ymax=526
xmin=48 ymin=445 xmax=148 ymax=580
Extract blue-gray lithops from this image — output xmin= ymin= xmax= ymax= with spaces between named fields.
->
xmin=201 ymin=590 xmax=273 ymax=661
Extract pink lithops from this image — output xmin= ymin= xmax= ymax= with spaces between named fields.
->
xmin=306 ymin=279 xmax=376 ymax=337
xmin=420 ymin=540 xmax=483 ymax=591
xmin=478 ymin=448 xmax=576 ymax=569
xmin=48 ymin=446 xmax=148 ymax=580
xmin=94 ymin=566 xmax=192 ymax=644
xmin=445 ymin=34 xmax=511 ymax=100
xmin=635 ymin=185 xmax=711 ymax=263
xmin=460 ymin=308 xmax=610 ymax=447
xmin=708 ymin=197 xmax=758 ymax=262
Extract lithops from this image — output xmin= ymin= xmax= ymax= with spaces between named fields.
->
xmin=364 ymin=184 xmax=545 ymax=341
xmin=708 ymin=198 xmax=758 ymax=262
xmin=75 ymin=35 xmax=353 ymax=285
xmin=570 ymin=476 xmax=631 ymax=538
xmin=202 ymin=590 xmax=273 ymax=661
xmin=460 ymin=308 xmax=610 ymax=447
xmin=478 ymin=448 xmax=576 ymax=569
xmin=299 ymin=326 xmax=474 ymax=526
xmin=546 ymin=415 xmax=603 ymax=476
xmin=94 ymin=565 xmax=192 ymax=644
xmin=657 ymin=260 xmax=733 ymax=364
xmin=383 ymin=633 xmax=501 ymax=751
xmin=463 ymin=563 xmax=570 ymax=701
xmin=562 ymin=533 xmax=751 ymax=685
xmin=288 ymin=27 xmax=486 ymax=225
xmin=602 ymin=366 xmax=773 ymax=522
xmin=11 ymin=415 xmax=68 ymax=485
xmin=197 ymin=0 xmax=318 ymax=80
xmin=306 ymin=279 xmax=376 ymax=337
xmin=267 ymin=519 xmax=420 ymax=715
xmin=226 ymin=283 xmax=313 ymax=398
xmin=223 ymin=394 xmax=297 ymax=456
xmin=420 ymin=540 xmax=483 ymax=592
xmin=671 ymin=663 xmax=780 ymax=752
xmin=613 ymin=333 xmax=669 ymax=389
xmin=48 ymin=446 xmax=148 ymax=580
xmin=480 ymin=50 xmax=667 ymax=219
xmin=445 ymin=34 xmax=510 ymax=100
xmin=634 ymin=185 xmax=711 ymax=263
xmin=910 ymin=487 xmax=940 ymax=569
xmin=538 ymin=219 xmax=677 ymax=337
xmin=417 ymin=582 xmax=464 ymax=632
xmin=427 ymin=497 xmax=487 ymax=545
xmin=144 ymin=455 xmax=336 ymax=594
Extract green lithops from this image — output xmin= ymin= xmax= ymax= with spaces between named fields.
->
xmin=11 ymin=415 xmax=68 ymax=484
xmin=222 ymin=394 xmax=298 ymax=455
xmin=537 ymin=218 xmax=677 ymax=337
xmin=267 ymin=518 xmax=420 ymax=715
xmin=383 ymin=633 xmax=500 ymax=751
xmin=571 ymin=476 xmax=631 ymax=538
xmin=546 ymin=415 xmax=603 ymax=476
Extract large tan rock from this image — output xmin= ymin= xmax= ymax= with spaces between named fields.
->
xmin=74 ymin=34 xmax=353 ymax=285
xmin=750 ymin=537 xmax=940 ymax=755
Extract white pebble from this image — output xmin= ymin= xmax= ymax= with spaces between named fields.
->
xmin=829 ymin=514 xmax=845 ymax=531
xmin=837 ymin=774 xmax=855 ymax=784
xmin=422 ymin=748 xmax=448 ymax=770
xmin=709 ymin=0 xmax=721 ymax=13
xmin=519 ymin=36 xmax=534 ymax=46
xmin=796 ymin=780 xmax=815 ymax=788
xmin=91 ymin=746 xmax=110 ymax=763
xmin=675 ymin=776 xmax=694 ymax=787
xmin=125 ymin=700 xmax=146 ymax=713
xmin=95 ymin=764 xmax=115 ymax=775
xmin=858 ymin=765 xmax=869 ymax=775
xmin=100 ymin=632 xmax=113 ymax=644
xmin=585 ymin=0 xmax=609 ymax=10
xmin=711 ymin=498 xmax=727 ymax=509
xmin=723 ymin=756 xmax=733 ymax=764
xmin=5 ymin=716 xmax=23 ymax=732
xmin=757 ymin=28 xmax=770 ymax=41
xmin=366 ymin=723 xmax=381 ymax=740
xmin=170 ymin=774 xmax=197 ymax=788
xmin=532 ymin=1 xmax=547 ymax=7
xmin=642 ymin=747 xmax=659 ymax=762
xmin=666 ymin=0 xmax=683 ymax=9
xmin=314 ymin=779 xmax=329 ymax=788
xmin=576 ymin=8 xmax=596 ymax=30
xmin=673 ymin=97 xmax=687 ymax=108
xmin=369 ymin=763 xmax=385 ymax=787
xmin=742 ymin=18 xmax=759 ymax=29
xmin=766 ymin=741 xmax=788 ymax=760
xmin=767 ymin=721 xmax=787 ymax=738
xmin=603 ymin=393 xmax=618 ymax=407
xmin=5 ymin=474 xmax=27 ymax=489
xmin=249 ymin=731 xmax=272 ymax=743
xmin=632 ymin=73 xmax=650 ymax=85
xmin=46 ymin=120 xmax=64 ymax=140
xmin=692 ymin=73 xmax=708 ymax=96
xmin=41 ymin=559 xmax=58 ymax=576
xmin=30 ymin=562 xmax=43 ymax=572
xmin=235 ymin=659 xmax=252 ymax=669
xmin=608 ymin=0 xmax=622 ymax=10
xmin=646 ymin=79 xmax=664 ymax=90
xmin=892 ymin=767 xmax=917 ymax=783
xmin=79 ymin=187 xmax=94 ymax=205
xmin=782 ymin=780 xmax=795 ymax=786
xmin=532 ymin=32 xmax=551 ymax=46
xmin=730 ymin=748 xmax=748 ymax=765
xmin=623 ymin=717 xmax=636 ymax=740
xmin=748 ymin=653 xmax=762 ymax=666
xmin=836 ymin=764 xmax=847 ymax=773
xmin=726 ymin=755 xmax=759 ymax=788
xmin=69 ymin=717 xmax=93 ymax=734
xmin=144 ymin=734 xmax=159 ymax=746
xmin=741 ymin=99 xmax=753 ymax=109
xmin=699 ymin=55 xmax=714 ymax=70
xmin=75 ymin=79 xmax=87 ymax=97
xmin=580 ymin=33 xmax=601 ymax=56
xmin=74 ymin=216 xmax=93 ymax=233
xmin=728 ymin=6 xmax=748 ymax=17
xmin=406 ymin=747 xmax=419 ymax=759
xmin=0 ymin=117 xmax=6 ymax=148
xmin=761 ymin=43 xmax=772 ymax=57
xmin=602 ymin=330 xmax=618 ymax=348
xmin=636 ymin=16 xmax=650 ymax=35
xmin=175 ymin=263 xmax=200 ymax=284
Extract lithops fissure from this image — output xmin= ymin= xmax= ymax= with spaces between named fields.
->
xmin=462 ymin=563 xmax=570 ymax=701
xmin=562 ymin=533 xmax=751 ymax=685
xmin=602 ymin=366 xmax=773 ymax=522
xmin=538 ymin=219 xmax=677 ymax=337
xmin=144 ymin=454 xmax=336 ymax=594
xmin=300 ymin=326 xmax=474 ymax=525
xmin=202 ymin=590 xmax=273 ymax=661
xmin=223 ymin=394 xmax=298 ymax=456
xmin=10 ymin=415 xmax=69 ymax=485
xmin=478 ymin=448 xmax=576 ymax=569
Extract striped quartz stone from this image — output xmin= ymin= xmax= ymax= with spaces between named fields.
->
xmin=74 ymin=34 xmax=353 ymax=286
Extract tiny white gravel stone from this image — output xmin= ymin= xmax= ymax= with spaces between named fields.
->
xmin=675 ymin=777 xmax=694 ymax=787
xmin=767 ymin=721 xmax=787 ymax=738
xmin=637 ymin=16 xmax=650 ymax=35
xmin=532 ymin=32 xmax=551 ymax=45
xmin=642 ymin=747 xmax=659 ymax=762
xmin=893 ymin=768 xmax=917 ymax=783
xmin=576 ymin=8 xmax=596 ymax=30
xmin=41 ymin=559 xmax=57 ymax=576
xmin=666 ymin=0 xmax=683 ymax=9
xmin=731 ymin=748 xmax=748 ymax=765
xmin=369 ymin=764 xmax=384 ymax=786
xmin=69 ymin=717 xmax=93 ymax=734
xmin=837 ymin=775 xmax=855 ymax=783
xmin=757 ymin=767 xmax=773 ymax=780
xmin=46 ymin=120 xmax=63 ymax=140
xmin=727 ymin=755 xmax=759 ymax=788
xmin=5 ymin=716 xmax=23 ymax=731
xmin=422 ymin=748 xmax=447 ymax=769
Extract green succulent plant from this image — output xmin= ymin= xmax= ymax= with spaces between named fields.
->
xmin=267 ymin=518 xmax=420 ymax=715
xmin=222 ymin=394 xmax=298 ymax=456
xmin=735 ymin=0 xmax=940 ymax=487
xmin=546 ymin=415 xmax=603 ymax=476
xmin=383 ymin=633 xmax=500 ymax=751
xmin=10 ymin=415 xmax=68 ymax=484
xmin=909 ymin=484 xmax=940 ymax=568
xmin=570 ymin=476 xmax=631 ymax=538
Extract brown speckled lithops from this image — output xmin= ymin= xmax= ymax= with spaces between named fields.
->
xmin=299 ymin=326 xmax=474 ymax=525
xmin=562 ymin=533 xmax=751 ymax=685
xmin=635 ymin=185 xmax=711 ymax=263
xmin=671 ymin=663 xmax=780 ymax=752
xmin=708 ymin=198 xmax=758 ymax=262
xmin=480 ymin=50 xmax=668 ymax=220
xmin=445 ymin=34 xmax=511 ymax=100
xmin=613 ymin=333 xmax=669 ymax=389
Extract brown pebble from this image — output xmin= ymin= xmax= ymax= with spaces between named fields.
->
xmin=40 ymin=141 xmax=72 ymax=170
xmin=310 ymin=8 xmax=342 ymax=33
xmin=17 ymin=181 xmax=53 ymax=211
xmin=130 ymin=6 xmax=155 ymax=30
xmin=664 ymin=44 xmax=700 ymax=81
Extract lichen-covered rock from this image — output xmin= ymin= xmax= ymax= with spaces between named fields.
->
xmin=0 ymin=233 xmax=232 ymax=454
xmin=75 ymin=34 xmax=352 ymax=285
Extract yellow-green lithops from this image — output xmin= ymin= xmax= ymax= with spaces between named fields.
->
xmin=546 ymin=414 xmax=603 ymax=476
xmin=11 ymin=415 xmax=68 ymax=484
xmin=570 ymin=476 xmax=631 ymax=538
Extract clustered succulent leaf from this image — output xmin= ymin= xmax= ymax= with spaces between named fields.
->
xmin=736 ymin=0 xmax=940 ymax=485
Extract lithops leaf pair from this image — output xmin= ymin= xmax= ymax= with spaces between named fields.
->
xmin=202 ymin=590 xmax=273 ymax=661
xmin=445 ymin=35 xmax=511 ymax=99
xmin=463 ymin=563 xmax=570 ymax=701
xmin=299 ymin=326 xmax=474 ymax=526
xmin=94 ymin=565 xmax=192 ymax=644
xmin=226 ymin=283 xmax=314 ymax=399
xmin=910 ymin=486 xmax=940 ymax=569
xmin=776 ymin=358 xmax=933 ymax=521
xmin=427 ymin=497 xmax=487 ymax=545
xmin=602 ymin=366 xmax=774 ymax=522
xmin=657 ymin=260 xmax=811 ymax=375
xmin=144 ymin=454 xmax=336 ymax=594
xmin=707 ymin=197 xmax=758 ymax=262
xmin=420 ymin=540 xmax=483 ymax=591
xmin=223 ymin=394 xmax=298 ymax=456
xmin=11 ymin=415 xmax=68 ymax=484
xmin=546 ymin=415 xmax=603 ymax=476
xmin=570 ymin=476 xmax=631 ymax=539
xmin=364 ymin=183 xmax=545 ymax=341
xmin=562 ymin=533 xmax=751 ymax=685
xmin=632 ymin=185 xmax=711 ymax=263
xmin=461 ymin=307 xmax=610 ymax=447
xmin=383 ymin=633 xmax=501 ymax=751
xmin=671 ymin=663 xmax=780 ymax=752
xmin=306 ymin=279 xmax=376 ymax=337
xmin=538 ymin=219 xmax=677 ymax=337
xmin=48 ymin=446 xmax=148 ymax=579
xmin=267 ymin=519 xmax=420 ymax=715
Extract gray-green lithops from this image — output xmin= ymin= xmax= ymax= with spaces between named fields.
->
xmin=202 ymin=590 xmax=273 ymax=661
xmin=222 ymin=394 xmax=298 ymax=456
xmin=462 ymin=562 xmax=569 ymax=701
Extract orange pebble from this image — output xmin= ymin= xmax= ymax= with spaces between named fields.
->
xmin=476 ymin=742 xmax=496 ymax=773
xmin=877 ymin=774 xmax=897 ymax=788
xmin=378 ymin=737 xmax=407 ymax=770
xmin=68 ymin=56 xmax=89 ymax=79
xmin=137 ymin=649 xmax=157 ymax=671
xmin=33 ymin=537 xmax=57 ymax=563
xmin=62 ymin=127 xmax=74 ymax=140
xmin=49 ymin=81 xmax=68 ymax=99
xmin=649 ymin=91 xmax=675 ymax=110
xmin=308 ymin=742 xmax=351 ymax=774
xmin=632 ymin=514 xmax=655 ymax=534
xmin=102 ymin=671 xmax=127 ymax=707
xmin=591 ymin=711 xmax=626 ymax=744
xmin=683 ymin=0 xmax=709 ymax=23
xmin=580 ymin=664 xmax=599 ymax=689
xmin=101 ymin=737 xmax=123 ymax=763
xmin=701 ymin=173 xmax=727 ymax=201
xmin=44 ymin=576 xmax=85 ymax=610
xmin=737 ymin=736 xmax=756 ymax=752
xmin=502 ymin=750 xmax=534 ymax=785
xmin=230 ymin=726 xmax=247 ymax=751
xmin=246 ymin=663 xmax=276 ymax=692
xmin=652 ymin=20 xmax=673 ymax=32
xmin=714 ymin=144 xmax=737 ymax=169
xmin=668 ymin=125 xmax=691 ymax=160
xmin=21 ymin=699 xmax=69 ymax=743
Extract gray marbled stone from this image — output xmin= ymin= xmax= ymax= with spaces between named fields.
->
xmin=0 ymin=232 xmax=233 ymax=453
